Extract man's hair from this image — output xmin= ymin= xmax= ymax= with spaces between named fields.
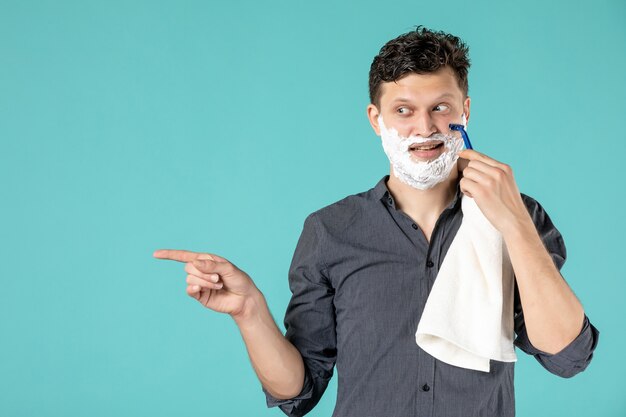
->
xmin=368 ymin=26 xmax=471 ymax=107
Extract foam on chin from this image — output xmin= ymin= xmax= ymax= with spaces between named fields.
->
xmin=377 ymin=115 xmax=463 ymax=190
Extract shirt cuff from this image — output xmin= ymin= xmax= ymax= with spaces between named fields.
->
xmin=262 ymin=367 xmax=314 ymax=414
xmin=514 ymin=314 xmax=599 ymax=378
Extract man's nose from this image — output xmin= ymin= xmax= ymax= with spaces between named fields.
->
xmin=409 ymin=112 xmax=437 ymax=137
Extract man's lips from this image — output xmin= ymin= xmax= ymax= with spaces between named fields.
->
xmin=408 ymin=141 xmax=444 ymax=159
xmin=408 ymin=140 xmax=443 ymax=151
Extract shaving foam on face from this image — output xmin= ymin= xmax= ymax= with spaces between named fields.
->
xmin=377 ymin=115 xmax=463 ymax=190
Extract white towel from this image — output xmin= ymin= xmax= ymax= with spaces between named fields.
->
xmin=415 ymin=195 xmax=517 ymax=372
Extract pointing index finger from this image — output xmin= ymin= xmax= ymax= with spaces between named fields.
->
xmin=153 ymin=249 xmax=199 ymax=263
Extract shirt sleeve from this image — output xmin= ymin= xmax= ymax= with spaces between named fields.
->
xmin=262 ymin=212 xmax=337 ymax=417
xmin=512 ymin=195 xmax=600 ymax=378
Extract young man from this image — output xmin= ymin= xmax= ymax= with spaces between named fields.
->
xmin=154 ymin=27 xmax=599 ymax=417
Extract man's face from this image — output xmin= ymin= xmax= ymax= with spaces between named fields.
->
xmin=367 ymin=66 xmax=471 ymax=162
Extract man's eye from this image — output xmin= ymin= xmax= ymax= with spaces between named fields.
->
xmin=397 ymin=107 xmax=410 ymax=115
xmin=433 ymin=104 xmax=450 ymax=112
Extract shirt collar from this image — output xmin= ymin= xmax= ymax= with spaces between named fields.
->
xmin=375 ymin=175 xmax=462 ymax=211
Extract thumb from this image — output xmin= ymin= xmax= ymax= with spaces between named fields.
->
xmin=192 ymin=258 xmax=212 ymax=270
xmin=193 ymin=253 xmax=217 ymax=270
xmin=192 ymin=258 xmax=234 ymax=275
xmin=197 ymin=253 xmax=231 ymax=263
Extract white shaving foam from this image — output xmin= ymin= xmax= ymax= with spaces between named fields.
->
xmin=377 ymin=115 xmax=464 ymax=190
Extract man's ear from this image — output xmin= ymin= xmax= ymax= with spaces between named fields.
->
xmin=366 ymin=104 xmax=381 ymax=136
xmin=463 ymin=97 xmax=471 ymax=124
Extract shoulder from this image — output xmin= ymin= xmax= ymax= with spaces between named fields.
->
xmin=520 ymin=193 xmax=557 ymax=230
xmin=520 ymin=192 xmax=567 ymax=268
xmin=305 ymin=186 xmax=381 ymax=236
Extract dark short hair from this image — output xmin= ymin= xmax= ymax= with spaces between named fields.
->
xmin=368 ymin=26 xmax=471 ymax=107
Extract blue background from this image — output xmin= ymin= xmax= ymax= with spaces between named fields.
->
xmin=1 ymin=0 xmax=624 ymax=416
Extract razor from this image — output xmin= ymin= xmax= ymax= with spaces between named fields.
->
xmin=449 ymin=123 xmax=473 ymax=150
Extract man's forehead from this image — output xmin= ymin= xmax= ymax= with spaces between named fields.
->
xmin=379 ymin=69 xmax=463 ymax=105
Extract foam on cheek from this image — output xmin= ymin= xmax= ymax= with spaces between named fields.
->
xmin=462 ymin=113 xmax=467 ymax=128
xmin=376 ymin=115 xmax=464 ymax=190
xmin=377 ymin=115 xmax=460 ymax=155
xmin=377 ymin=116 xmax=432 ymax=144
xmin=377 ymin=116 xmax=453 ymax=149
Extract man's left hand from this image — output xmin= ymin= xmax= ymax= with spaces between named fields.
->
xmin=457 ymin=149 xmax=531 ymax=235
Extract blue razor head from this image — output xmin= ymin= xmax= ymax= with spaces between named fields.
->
xmin=448 ymin=123 xmax=473 ymax=150
xmin=449 ymin=123 xmax=464 ymax=131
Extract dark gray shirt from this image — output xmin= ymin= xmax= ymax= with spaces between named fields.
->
xmin=264 ymin=176 xmax=599 ymax=417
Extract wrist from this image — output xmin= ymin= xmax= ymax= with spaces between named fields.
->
xmin=500 ymin=208 xmax=535 ymax=240
xmin=231 ymin=289 xmax=267 ymax=327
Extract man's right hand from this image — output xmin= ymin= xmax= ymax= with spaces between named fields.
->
xmin=153 ymin=248 xmax=305 ymax=399
xmin=153 ymin=249 xmax=260 ymax=318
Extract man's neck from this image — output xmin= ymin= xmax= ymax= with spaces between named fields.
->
xmin=386 ymin=165 xmax=459 ymax=235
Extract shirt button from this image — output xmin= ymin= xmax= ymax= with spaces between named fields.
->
xmin=411 ymin=223 xmax=418 ymax=230
xmin=426 ymin=260 xmax=434 ymax=268
xmin=422 ymin=383 xmax=430 ymax=392
xmin=387 ymin=197 xmax=393 ymax=205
